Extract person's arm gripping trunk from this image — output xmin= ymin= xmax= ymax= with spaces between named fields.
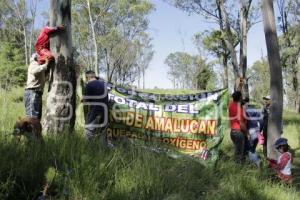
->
xmin=30 ymin=62 xmax=48 ymax=75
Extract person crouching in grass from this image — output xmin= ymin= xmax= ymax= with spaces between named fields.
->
xmin=267 ymin=138 xmax=293 ymax=184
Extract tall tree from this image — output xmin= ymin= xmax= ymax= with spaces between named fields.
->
xmin=194 ymin=30 xmax=230 ymax=89
xmin=262 ymin=0 xmax=283 ymax=159
xmin=9 ymin=0 xmax=30 ymax=66
xmin=72 ymin=0 xmax=154 ymax=85
xmin=277 ymin=0 xmax=300 ymax=112
xmin=239 ymin=0 xmax=253 ymax=98
xmin=43 ymin=0 xmax=77 ymax=134
xmin=28 ymin=0 xmax=38 ymax=56
xmin=86 ymin=0 xmax=99 ymax=76
xmin=0 ymin=0 xmax=27 ymax=89
xmin=165 ymin=52 xmax=215 ymax=90
xmin=167 ymin=0 xmax=257 ymax=97
xmin=136 ymin=34 xmax=154 ymax=89
xmin=217 ymin=0 xmax=241 ymax=79
xmin=249 ymin=58 xmax=270 ymax=101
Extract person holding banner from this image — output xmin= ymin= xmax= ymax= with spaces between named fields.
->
xmin=82 ymin=70 xmax=108 ymax=142
xmin=228 ymin=91 xmax=249 ymax=164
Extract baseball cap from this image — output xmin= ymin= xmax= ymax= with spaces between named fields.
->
xmin=263 ymin=95 xmax=271 ymax=100
xmin=274 ymin=138 xmax=288 ymax=149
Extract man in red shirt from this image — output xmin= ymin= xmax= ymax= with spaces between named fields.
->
xmin=35 ymin=22 xmax=65 ymax=64
xmin=228 ymin=91 xmax=249 ymax=164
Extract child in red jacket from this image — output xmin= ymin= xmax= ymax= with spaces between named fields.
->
xmin=35 ymin=22 xmax=65 ymax=64
xmin=267 ymin=138 xmax=293 ymax=183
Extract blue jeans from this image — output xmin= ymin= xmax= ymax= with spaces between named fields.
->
xmin=24 ymin=89 xmax=43 ymax=120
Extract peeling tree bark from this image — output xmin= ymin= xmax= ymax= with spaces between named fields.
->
xmin=216 ymin=2 xmax=230 ymax=90
xmin=262 ymin=0 xmax=283 ymax=159
xmin=43 ymin=0 xmax=76 ymax=134
xmin=29 ymin=0 xmax=38 ymax=56
xmin=223 ymin=55 xmax=229 ymax=89
xmin=240 ymin=0 xmax=251 ymax=99
xmin=23 ymin=28 xmax=29 ymax=66
xmin=278 ymin=1 xmax=300 ymax=112
xmin=218 ymin=0 xmax=241 ymax=80
xmin=87 ymin=0 xmax=99 ymax=76
xmin=13 ymin=0 xmax=29 ymax=65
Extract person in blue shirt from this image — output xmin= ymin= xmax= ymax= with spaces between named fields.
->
xmin=243 ymin=98 xmax=262 ymax=167
xmin=82 ymin=70 xmax=108 ymax=141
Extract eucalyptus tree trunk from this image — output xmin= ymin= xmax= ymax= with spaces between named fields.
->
xmin=240 ymin=1 xmax=248 ymax=78
xmin=13 ymin=0 xmax=29 ymax=65
xmin=278 ymin=2 xmax=300 ymax=112
xmin=218 ymin=0 xmax=241 ymax=80
xmin=262 ymin=0 xmax=283 ymax=159
xmin=29 ymin=0 xmax=38 ymax=55
xmin=222 ymin=55 xmax=229 ymax=89
xmin=143 ymin=67 xmax=146 ymax=89
xmin=240 ymin=0 xmax=251 ymax=99
xmin=43 ymin=0 xmax=76 ymax=134
xmin=291 ymin=58 xmax=299 ymax=112
xmin=216 ymin=1 xmax=229 ymax=89
xmin=87 ymin=0 xmax=99 ymax=76
xmin=23 ymin=28 xmax=29 ymax=66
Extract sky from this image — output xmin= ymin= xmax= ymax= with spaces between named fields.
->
xmin=34 ymin=0 xmax=267 ymax=89
xmin=145 ymin=0 xmax=267 ymax=89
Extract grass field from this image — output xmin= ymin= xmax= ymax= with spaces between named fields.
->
xmin=0 ymin=87 xmax=299 ymax=200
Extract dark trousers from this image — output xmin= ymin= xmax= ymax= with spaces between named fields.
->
xmin=230 ymin=130 xmax=245 ymax=164
xmin=244 ymin=138 xmax=258 ymax=154
xmin=250 ymin=138 xmax=258 ymax=153
xmin=85 ymin=108 xmax=107 ymax=144
xmin=263 ymin=127 xmax=268 ymax=157
xmin=24 ymin=89 xmax=43 ymax=120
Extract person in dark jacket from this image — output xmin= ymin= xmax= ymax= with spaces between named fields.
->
xmin=82 ymin=70 xmax=108 ymax=141
xmin=261 ymin=95 xmax=271 ymax=157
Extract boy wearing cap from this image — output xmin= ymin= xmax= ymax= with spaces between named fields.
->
xmin=268 ymin=138 xmax=293 ymax=183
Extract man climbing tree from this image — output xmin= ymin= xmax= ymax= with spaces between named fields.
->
xmin=43 ymin=0 xmax=76 ymax=134
xmin=35 ymin=22 xmax=65 ymax=64
xmin=261 ymin=0 xmax=283 ymax=159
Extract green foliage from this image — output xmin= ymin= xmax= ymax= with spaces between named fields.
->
xmin=196 ymin=58 xmax=216 ymax=90
xmin=279 ymin=25 xmax=300 ymax=71
xmin=0 ymin=0 xmax=29 ymax=89
xmin=278 ymin=24 xmax=300 ymax=110
xmin=72 ymin=0 xmax=154 ymax=85
xmin=0 ymin=41 xmax=27 ymax=89
xmin=249 ymin=59 xmax=270 ymax=102
xmin=194 ymin=30 xmax=227 ymax=57
xmin=165 ymin=52 xmax=216 ymax=90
